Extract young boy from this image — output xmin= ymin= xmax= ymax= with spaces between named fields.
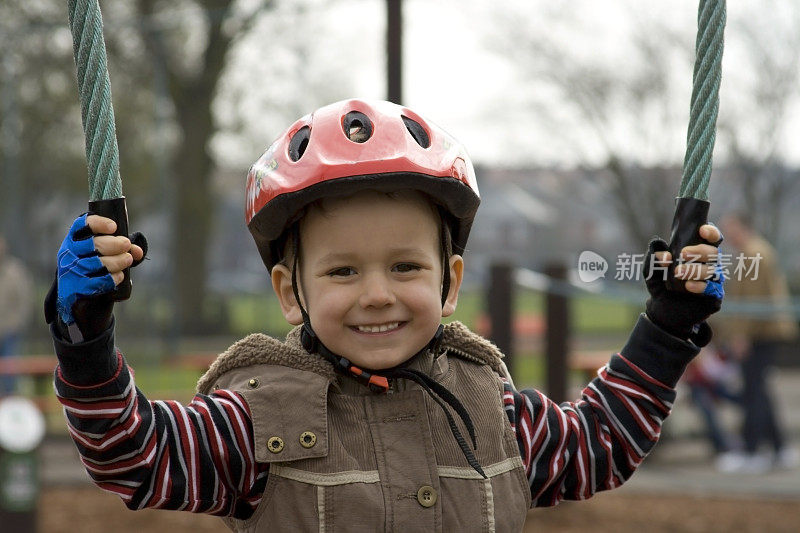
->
xmin=48 ymin=99 xmax=724 ymax=531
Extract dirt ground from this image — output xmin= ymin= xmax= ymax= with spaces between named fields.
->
xmin=36 ymin=486 xmax=800 ymax=532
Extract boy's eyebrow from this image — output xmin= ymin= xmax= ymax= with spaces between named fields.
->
xmin=314 ymin=252 xmax=353 ymax=265
xmin=314 ymin=247 xmax=433 ymax=264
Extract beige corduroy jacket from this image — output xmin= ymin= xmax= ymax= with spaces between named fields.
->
xmin=197 ymin=321 xmax=530 ymax=532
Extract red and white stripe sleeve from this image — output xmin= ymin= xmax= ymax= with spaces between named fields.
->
xmin=502 ymin=351 xmax=678 ymax=507
xmin=501 ymin=315 xmax=700 ymax=507
xmin=55 ymin=351 xmax=269 ymax=519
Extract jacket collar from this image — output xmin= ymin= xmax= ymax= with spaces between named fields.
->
xmin=197 ymin=321 xmax=505 ymax=395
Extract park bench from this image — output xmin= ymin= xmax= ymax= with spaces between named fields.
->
xmin=569 ymin=350 xmax=613 ymax=381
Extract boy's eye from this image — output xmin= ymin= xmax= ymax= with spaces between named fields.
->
xmin=327 ymin=267 xmax=356 ymax=277
xmin=393 ymin=263 xmax=421 ymax=273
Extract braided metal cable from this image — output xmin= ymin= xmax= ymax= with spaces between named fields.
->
xmin=679 ymin=0 xmax=726 ymax=200
xmin=67 ymin=0 xmax=123 ymax=201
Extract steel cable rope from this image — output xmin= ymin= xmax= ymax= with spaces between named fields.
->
xmin=67 ymin=0 xmax=133 ymax=299
xmin=667 ymin=0 xmax=726 ymax=289
xmin=679 ymin=0 xmax=726 ymax=200
xmin=67 ymin=0 xmax=121 ymax=201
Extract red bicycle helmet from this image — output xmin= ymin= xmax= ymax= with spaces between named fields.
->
xmin=245 ymin=99 xmax=480 ymax=270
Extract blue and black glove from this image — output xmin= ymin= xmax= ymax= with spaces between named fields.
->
xmin=643 ymin=237 xmax=724 ymax=347
xmin=44 ymin=214 xmax=147 ymax=341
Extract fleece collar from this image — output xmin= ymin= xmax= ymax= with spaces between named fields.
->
xmin=197 ymin=321 xmax=505 ymax=394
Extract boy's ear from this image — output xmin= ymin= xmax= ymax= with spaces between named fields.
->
xmin=442 ymin=254 xmax=464 ymax=318
xmin=271 ymin=264 xmax=303 ymax=325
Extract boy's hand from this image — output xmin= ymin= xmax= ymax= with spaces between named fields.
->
xmin=48 ymin=214 xmax=145 ymax=340
xmin=643 ymin=224 xmax=724 ymax=346
xmin=83 ymin=215 xmax=145 ymax=286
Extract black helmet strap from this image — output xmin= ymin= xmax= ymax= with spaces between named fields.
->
xmin=439 ymin=208 xmax=451 ymax=308
xmin=290 ymin=223 xmax=312 ymax=329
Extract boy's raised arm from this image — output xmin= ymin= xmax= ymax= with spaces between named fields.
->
xmin=47 ymin=215 xmax=268 ymax=518
xmin=504 ymin=314 xmax=697 ymax=506
xmin=504 ymin=225 xmax=724 ymax=506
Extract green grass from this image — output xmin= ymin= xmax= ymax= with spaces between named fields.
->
xmin=572 ymin=293 xmax=642 ymax=333
xmin=227 ymin=292 xmax=294 ymax=337
xmin=510 ymin=353 xmax=546 ymax=387
xmin=127 ymin=366 xmax=207 ymax=403
xmin=447 ymin=287 xmax=640 ymax=334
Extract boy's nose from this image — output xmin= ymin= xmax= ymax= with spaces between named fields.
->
xmin=359 ymin=274 xmax=396 ymax=308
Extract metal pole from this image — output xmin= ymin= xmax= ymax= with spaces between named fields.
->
xmin=386 ymin=0 xmax=403 ymax=104
xmin=488 ymin=262 xmax=514 ymax=378
xmin=545 ymin=263 xmax=569 ymax=403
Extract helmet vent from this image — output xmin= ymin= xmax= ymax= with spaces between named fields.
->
xmin=342 ymin=111 xmax=373 ymax=143
xmin=402 ymin=116 xmax=430 ymax=148
xmin=288 ymin=126 xmax=311 ymax=161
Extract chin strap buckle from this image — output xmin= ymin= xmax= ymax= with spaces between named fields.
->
xmin=339 ymin=357 xmax=390 ymax=393
xmin=301 ymin=323 xmax=390 ymax=392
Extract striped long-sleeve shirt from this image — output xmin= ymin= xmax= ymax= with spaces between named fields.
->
xmin=53 ymin=315 xmax=698 ymax=519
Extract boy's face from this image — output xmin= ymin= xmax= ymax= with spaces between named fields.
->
xmin=272 ymin=190 xmax=463 ymax=370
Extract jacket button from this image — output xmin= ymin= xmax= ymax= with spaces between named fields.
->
xmin=299 ymin=431 xmax=317 ymax=448
xmin=267 ymin=436 xmax=284 ymax=453
xmin=416 ymin=485 xmax=437 ymax=508
xmin=248 ymin=378 xmax=259 ymax=389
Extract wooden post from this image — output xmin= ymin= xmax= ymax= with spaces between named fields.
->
xmin=386 ymin=0 xmax=403 ymax=104
xmin=488 ymin=262 xmax=514 ymax=378
xmin=545 ymin=263 xmax=570 ymax=403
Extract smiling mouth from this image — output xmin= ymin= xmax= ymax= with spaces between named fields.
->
xmin=352 ymin=322 xmax=404 ymax=334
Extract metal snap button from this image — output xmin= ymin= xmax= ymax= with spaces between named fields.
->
xmin=416 ymin=485 xmax=437 ymax=508
xmin=299 ymin=431 xmax=317 ymax=448
xmin=248 ymin=378 xmax=259 ymax=389
xmin=267 ymin=436 xmax=284 ymax=453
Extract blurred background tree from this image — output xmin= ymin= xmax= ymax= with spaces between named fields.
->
xmin=1 ymin=0 xmax=98 ymax=267
xmin=717 ymin=1 xmax=800 ymax=249
xmin=3 ymin=0 xmax=800 ymax=343
xmin=484 ymin=0 xmax=800 ymax=252
xmin=487 ymin=3 xmax=692 ymax=249
xmin=0 ymin=0 xmax=359 ymax=335
xmin=131 ymin=0 xmax=274 ymax=334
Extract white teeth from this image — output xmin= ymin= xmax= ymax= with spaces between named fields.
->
xmin=357 ymin=322 xmax=399 ymax=333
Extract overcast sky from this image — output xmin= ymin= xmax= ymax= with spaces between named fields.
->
xmin=213 ymin=0 xmax=800 ymax=171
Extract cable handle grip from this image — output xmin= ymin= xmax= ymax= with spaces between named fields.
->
xmin=88 ymin=196 xmax=132 ymax=301
xmin=666 ymin=197 xmax=711 ymax=292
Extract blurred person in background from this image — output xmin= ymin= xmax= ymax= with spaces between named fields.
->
xmin=0 ymin=235 xmax=34 ymax=395
xmin=684 ymin=343 xmax=741 ymax=461
xmin=714 ymin=212 xmax=799 ymax=473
